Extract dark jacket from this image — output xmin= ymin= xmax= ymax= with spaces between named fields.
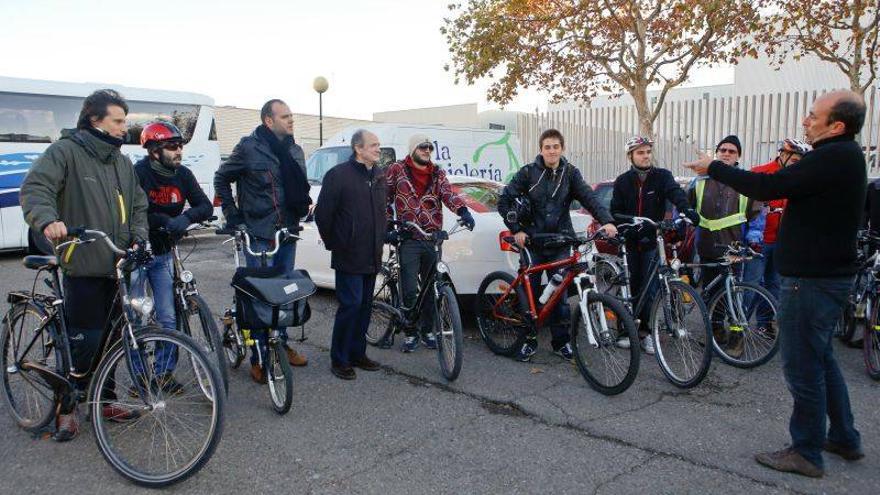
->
xmin=134 ymin=157 xmax=213 ymax=255
xmin=20 ymin=129 xmax=148 ymax=278
xmin=610 ymin=166 xmax=691 ymax=244
xmin=865 ymin=179 xmax=880 ymax=232
xmin=688 ymin=174 xmax=760 ymax=260
xmin=214 ymin=126 xmax=307 ymax=240
xmin=314 ymin=157 xmax=387 ymax=275
xmin=498 ymin=155 xmax=613 ymax=237
xmin=708 ymin=134 xmax=867 ymax=277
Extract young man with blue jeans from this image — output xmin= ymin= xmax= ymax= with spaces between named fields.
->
xmin=687 ymin=90 xmax=867 ymax=478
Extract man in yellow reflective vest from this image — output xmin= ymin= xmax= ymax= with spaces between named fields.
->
xmin=689 ymin=135 xmax=762 ymax=291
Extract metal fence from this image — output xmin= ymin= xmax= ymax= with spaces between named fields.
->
xmin=517 ymin=86 xmax=880 ymax=183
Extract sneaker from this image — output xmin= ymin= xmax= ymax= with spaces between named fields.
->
xmin=102 ymin=404 xmax=141 ymax=423
xmin=155 ymin=373 xmax=184 ymax=396
xmin=554 ymin=343 xmax=574 ymax=360
xmin=616 ymin=337 xmax=631 ymax=349
xmin=515 ymin=342 xmax=537 ymax=362
xmin=401 ymin=336 xmax=419 ymax=353
xmin=641 ymin=335 xmax=656 ymax=355
xmin=54 ymin=412 xmax=79 ymax=442
xmin=420 ymin=332 xmax=438 ymax=350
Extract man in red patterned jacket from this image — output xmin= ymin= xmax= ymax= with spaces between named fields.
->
xmin=385 ymin=134 xmax=476 ymax=352
xmin=742 ymin=138 xmax=812 ymax=324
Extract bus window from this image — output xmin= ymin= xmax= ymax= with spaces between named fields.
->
xmin=0 ymin=92 xmax=81 ymax=143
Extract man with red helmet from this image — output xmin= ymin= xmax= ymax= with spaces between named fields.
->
xmin=742 ymin=138 xmax=812 ymax=331
xmin=132 ymin=121 xmax=213 ymax=393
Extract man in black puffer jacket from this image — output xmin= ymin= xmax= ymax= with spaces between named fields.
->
xmin=687 ymin=90 xmax=866 ymax=478
xmin=498 ymin=129 xmax=617 ymax=362
xmin=611 ymin=136 xmax=699 ymax=354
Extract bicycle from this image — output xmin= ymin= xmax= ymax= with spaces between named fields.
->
xmin=1 ymin=228 xmax=224 ymax=487
xmin=683 ymin=242 xmax=780 ymax=368
xmin=217 ymin=226 xmax=313 ymax=414
xmin=368 ymin=219 xmax=468 ymax=381
xmin=138 ymin=218 xmax=230 ymax=395
xmin=838 ymin=230 xmax=877 ymax=345
xmin=475 ymin=229 xmax=639 ymax=395
xmin=593 ymin=215 xmax=713 ymax=388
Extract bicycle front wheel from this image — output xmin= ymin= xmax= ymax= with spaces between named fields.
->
xmin=368 ymin=266 xmax=398 ymax=346
xmin=267 ymin=340 xmax=293 ymax=414
xmin=0 ymin=302 xmax=58 ymax=432
xmin=181 ymin=294 xmax=229 ymax=395
xmin=435 ymin=284 xmax=463 ymax=381
xmin=90 ymin=327 xmax=224 ymax=487
xmin=865 ymin=297 xmax=880 ymax=380
xmin=571 ymin=292 xmax=639 ymax=396
xmin=708 ymin=282 xmax=779 ymax=368
xmin=651 ymin=280 xmax=713 ymax=388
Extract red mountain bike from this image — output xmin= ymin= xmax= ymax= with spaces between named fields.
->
xmin=475 ymin=231 xmax=639 ymax=395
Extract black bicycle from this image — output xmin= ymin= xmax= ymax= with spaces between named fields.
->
xmin=368 ymin=220 xmax=468 ymax=381
xmin=1 ymin=229 xmax=224 ymax=487
xmin=594 ymin=214 xmax=713 ymax=389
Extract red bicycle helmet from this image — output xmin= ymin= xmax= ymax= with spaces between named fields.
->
xmin=140 ymin=121 xmax=184 ymax=149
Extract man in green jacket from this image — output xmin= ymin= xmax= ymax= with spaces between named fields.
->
xmin=19 ymin=89 xmax=148 ymax=441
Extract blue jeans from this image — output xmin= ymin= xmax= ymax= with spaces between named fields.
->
xmin=130 ymin=253 xmax=178 ymax=374
xmin=778 ymin=276 xmax=861 ymax=468
xmin=244 ymin=238 xmax=296 ymax=365
xmin=742 ymin=243 xmax=780 ymax=326
xmin=331 ymin=271 xmax=376 ymax=367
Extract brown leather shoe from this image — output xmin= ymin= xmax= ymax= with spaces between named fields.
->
xmin=755 ymin=448 xmax=824 ymax=478
xmin=331 ymin=363 xmax=356 ymax=380
xmin=54 ymin=412 xmax=79 ymax=442
xmin=352 ymin=355 xmax=381 ymax=371
xmin=250 ymin=363 xmax=267 ymax=384
xmin=285 ymin=345 xmax=308 ymax=367
xmin=824 ymin=441 xmax=865 ymax=461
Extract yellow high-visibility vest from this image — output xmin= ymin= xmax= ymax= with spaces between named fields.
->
xmin=695 ymin=179 xmax=748 ymax=232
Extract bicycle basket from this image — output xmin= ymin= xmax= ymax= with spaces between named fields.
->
xmin=231 ymin=265 xmax=316 ymax=329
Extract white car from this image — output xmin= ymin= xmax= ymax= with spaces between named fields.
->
xmin=297 ymin=174 xmax=593 ymax=295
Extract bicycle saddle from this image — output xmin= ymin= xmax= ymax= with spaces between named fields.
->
xmin=22 ymin=255 xmax=58 ymax=270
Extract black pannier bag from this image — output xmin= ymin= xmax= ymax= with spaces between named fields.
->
xmin=231 ymin=265 xmax=316 ymax=329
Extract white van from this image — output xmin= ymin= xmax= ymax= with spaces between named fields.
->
xmin=0 ymin=76 xmax=220 ymax=250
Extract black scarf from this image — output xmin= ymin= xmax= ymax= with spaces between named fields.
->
xmin=86 ymin=126 xmax=126 ymax=148
xmin=255 ymin=125 xmax=311 ymax=218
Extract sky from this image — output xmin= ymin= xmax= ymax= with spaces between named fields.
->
xmin=0 ymin=0 xmax=733 ymax=120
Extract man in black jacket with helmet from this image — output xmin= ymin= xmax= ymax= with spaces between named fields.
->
xmin=498 ymin=129 xmax=617 ymax=362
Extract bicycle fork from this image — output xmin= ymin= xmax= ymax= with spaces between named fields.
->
xmin=574 ymin=273 xmax=609 ymax=348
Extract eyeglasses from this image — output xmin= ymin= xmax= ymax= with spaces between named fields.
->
xmin=162 ymin=142 xmax=183 ymax=151
xmin=717 ymin=147 xmax=738 ymax=154
xmin=417 ymin=143 xmax=434 ymax=152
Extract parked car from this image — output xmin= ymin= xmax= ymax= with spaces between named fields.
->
xmin=297 ymin=173 xmax=593 ymax=295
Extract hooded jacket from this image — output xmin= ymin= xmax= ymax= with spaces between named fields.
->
xmin=20 ymin=129 xmax=148 ymax=278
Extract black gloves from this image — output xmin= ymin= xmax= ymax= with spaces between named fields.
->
xmin=384 ymin=229 xmax=400 ymax=245
xmin=683 ymin=209 xmax=700 ymax=226
xmin=457 ymin=207 xmax=476 ymax=230
xmin=166 ymin=215 xmax=192 ymax=236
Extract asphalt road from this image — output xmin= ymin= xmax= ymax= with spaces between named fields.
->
xmin=0 ymin=236 xmax=876 ymax=494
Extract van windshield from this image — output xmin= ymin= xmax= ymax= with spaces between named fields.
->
xmin=306 ymin=146 xmax=396 ymax=184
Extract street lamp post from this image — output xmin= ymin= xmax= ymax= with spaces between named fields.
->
xmin=313 ymin=76 xmax=329 ymax=147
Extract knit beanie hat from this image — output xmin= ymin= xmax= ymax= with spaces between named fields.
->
xmin=716 ymin=135 xmax=742 ymax=155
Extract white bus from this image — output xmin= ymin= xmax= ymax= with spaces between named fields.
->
xmin=0 ymin=76 xmax=221 ymax=250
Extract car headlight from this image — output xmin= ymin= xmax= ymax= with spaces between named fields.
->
xmin=436 ymin=261 xmax=450 ymax=274
xmin=129 ymin=296 xmax=154 ymax=316
xmin=180 ymin=270 xmax=194 ymax=283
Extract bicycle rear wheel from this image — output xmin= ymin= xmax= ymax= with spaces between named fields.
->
xmin=181 ymin=294 xmax=229 ymax=395
xmin=267 ymin=340 xmax=293 ymax=414
xmin=475 ymin=271 xmax=529 ymax=356
xmin=571 ymin=292 xmax=639 ymax=395
xmin=435 ymin=284 xmax=463 ymax=381
xmin=707 ymin=282 xmax=779 ymax=368
xmin=221 ymin=316 xmax=245 ymax=369
xmin=865 ymin=297 xmax=880 ymax=380
xmin=651 ymin=280 xmax=712 ymax=388
xmin=0 ymin=302 xmax=58 ymax=432
xmin=90 ymin=327 xmax=224 ymax=487
xmin=368 ymin=266 xmax=398 ymax=347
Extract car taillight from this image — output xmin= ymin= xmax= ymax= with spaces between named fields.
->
xmin=213 ymin=195 xmax=222 ymax=207
xmin=499 ymin=230 xmax=515 ymax=252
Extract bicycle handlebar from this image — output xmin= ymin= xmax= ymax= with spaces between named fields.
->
xmin=216 ymin=225 xmax=302 ymax=257
xmin=55 ymin=228 xmax=132 ymax=257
